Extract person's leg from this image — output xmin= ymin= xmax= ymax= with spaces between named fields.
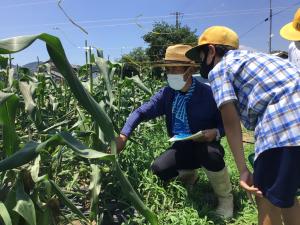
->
xmin=256 ymin=197 xmax=283 ymax=225
xmin=175 ymin=141 xmax=206 ymax=185
xmin=150 ymin=141 xmax=204 ymax=182
xmin=201 ymin=142 xmax=233 ymax=218
xmin=256 ymin=197 xmax=300 ymax=225
xmin=201 ymin=142 xmax=225 ymax=172
xmin=281 ymin=198 xmax=300 ymax=225
xmin=150 ymin=148 xmax=178 ymax=181
xmin=177 ymin=169 xmax=198 ymax=185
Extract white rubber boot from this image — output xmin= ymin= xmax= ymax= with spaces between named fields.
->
xmin=178 ymin=169 xmax=198 ymax=185
xmin=203 ymin=166 xmax=234 ymax=219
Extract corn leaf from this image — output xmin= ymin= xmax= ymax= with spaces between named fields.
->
xmin=36 ymin=207 xmax=54 ymax=225
xmin=0 ymin=34 xmax=115 ymax=143
xmin=4 ymin=188 xmax=20 ymax=225
xmin=8 ymin=68 xmax=14 ymax=90
xmin=0 ymin=201 xmax=12 ymax=225
xmin=95 ymin=56 xmax=114 ymax=105
xmin=96 ymin=48 xmax=103 ymax=58
xmin=127 ymin=75 xmax=152 ymax=95
xmin=115 ymin=161 xmax=158 ymax=225
xmin=30 ymin=155 xmax=41 ymax=183
xmin=0 ymin=92 xmax=19 ymax=156
xmin=58 ymin=131 xmax=114 ymax=160
xmin=13 ymin=178 xmax=37 ymax=225
xmin=0 ymin=141 xmax=39 ymax=172
xmin=89 ymin=164 xmax=101 ymax=221
xmin=19 ymin=81 xmax=45 ymax=130
xmin=19 ymin=81 xmax=35 ymax=113
xmin=0 ymin=132 xmax=114 ymax=172
xmin=49 ymin=180 xmax=87 ymax=222
xmin=3 ymin=68 xmax=15 ymax=92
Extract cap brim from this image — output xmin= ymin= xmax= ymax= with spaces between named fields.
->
xmin=185 ymin=45 xmax=203 ymax=62
xmin=280 ymin=22 xmax=300 ymax=41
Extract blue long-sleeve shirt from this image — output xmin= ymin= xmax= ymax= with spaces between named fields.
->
xmin=121 ymin=79 xmax=225 ymax=138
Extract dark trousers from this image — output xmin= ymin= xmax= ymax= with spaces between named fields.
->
xmin=254 ymin=146 xmax=300 ymax=208
xmin=150 ymin=140 xmax=225 ymax=181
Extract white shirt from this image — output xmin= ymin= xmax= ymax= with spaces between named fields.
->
xmin=288 ymin=41 xmax=300 ymax=69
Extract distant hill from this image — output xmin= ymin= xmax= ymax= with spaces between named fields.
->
xmin=22 ymin=61 xmax=44 ymax=72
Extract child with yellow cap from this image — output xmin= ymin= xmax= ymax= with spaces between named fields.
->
xmin=186 ymin=26 xmax=300 ymax=225
xmin=280 ymin=8 xmax=300 ymax=68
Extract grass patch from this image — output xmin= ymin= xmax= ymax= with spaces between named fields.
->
xmin=101 ymin=119 xmax=258 ymax=224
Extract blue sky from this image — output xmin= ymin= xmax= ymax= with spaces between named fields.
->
xmin=1 ymin=0 xmax=299 ymax=66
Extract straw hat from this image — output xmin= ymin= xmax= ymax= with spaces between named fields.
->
xmin=186 ymin=26 xmax=239 ymax=62
xmin=280 ymin=8 xmax=300 ymax=41
xmin=153 ymin=44 xmax=198 ymax=67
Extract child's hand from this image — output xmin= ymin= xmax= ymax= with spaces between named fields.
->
xmin=240 ymin=168 xmax=263 ymax=201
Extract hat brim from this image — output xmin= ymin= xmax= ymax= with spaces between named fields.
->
xmin=185 ymin=45 xmax=204 ymax=62
xmin=152 ymin=62 xmax=199 ymax=68
xmin=280 ymin=22 xmax=300 ymax=41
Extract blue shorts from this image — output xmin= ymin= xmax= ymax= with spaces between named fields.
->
xmin=253 ymin=146 xmax=300 ymax=208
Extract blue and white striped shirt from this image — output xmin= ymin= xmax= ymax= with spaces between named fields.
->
xmin=172 ymin=78 xmax=196 ymax=135
xmin=209 ymin=50 xmax=300 ymax=159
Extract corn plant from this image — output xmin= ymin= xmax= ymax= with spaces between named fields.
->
xmin=0 ymin=34 xmax=158 ymax=225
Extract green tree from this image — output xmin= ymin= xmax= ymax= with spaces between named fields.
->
xmin=143 ymin=21 xmax=197 ymax=62
xmin=0 ymin=55 xmax=9 ymax=69
xmin=119 ymin=47 xmax=150 ymax=77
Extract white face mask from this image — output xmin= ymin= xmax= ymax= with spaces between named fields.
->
xmin=167 ymin=74 xmax=186 ymax=90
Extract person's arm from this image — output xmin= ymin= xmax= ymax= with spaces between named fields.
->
xmin=117 ymin=88 xmax=166 ymax=153
xmin=220 ymin=101 xmax=262 ymax=197
xmin=220 ymin=101 xmax=245 ymax=173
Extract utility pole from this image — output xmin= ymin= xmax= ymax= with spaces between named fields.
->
xmin=88 ymin=45 xmax=93 ymax=94
xmin=170 ymin=12 xmax=183 ymax=29
xmin=8 ymin=54 xmax=12 ymax=69
xmin=268 ymin=0 xmax=272 ymax=53
xmin=85 ymin=40 xmax=88 ymax=66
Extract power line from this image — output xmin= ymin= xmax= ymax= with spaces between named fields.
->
xmin=52 ymin=4 xmax=299 ymax=52
xmin=0 ymin=6 xmax=289 ymax=31
xmin=0 ymin=0 xmax=55 ymax=9
xmin=240 ymin=1 xmax=300 ymax=39
xmin=63 ymin=10 xmax=284 ymax=30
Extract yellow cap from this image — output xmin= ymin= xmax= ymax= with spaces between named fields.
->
xmin=186 ymin=26 xmax=239 ymax=61
xmin=280 ymin=8 xmax=300 ymax=41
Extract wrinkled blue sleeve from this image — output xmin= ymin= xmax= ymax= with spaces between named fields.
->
xmin=120 ymin=88 xmax=166 ymax=137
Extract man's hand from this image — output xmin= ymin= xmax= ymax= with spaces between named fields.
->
xmin=115 ymin=134 xmax=128 ymax=154
xmin=193 ymin=129 xmax=217 ymax=142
